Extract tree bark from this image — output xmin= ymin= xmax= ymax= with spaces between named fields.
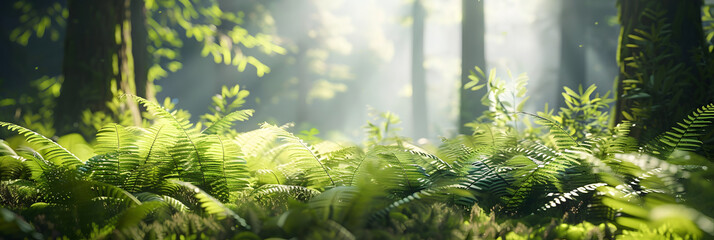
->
xmin=57 ymin=0 xmax=144 ymax=135
xmin=411 ymin=0 xmax=428 ymax=139
xmin=614 ymin=0 xmax=709 ymax=139
xmin=131 ymin=0 xmax=149 ymax=100
xmin=459 ymin=0 xmax=487 ymax=134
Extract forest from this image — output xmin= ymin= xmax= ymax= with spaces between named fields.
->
xmin=1 ymin=0 xmax=714 ymax=239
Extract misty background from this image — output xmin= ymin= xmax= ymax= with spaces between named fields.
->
xmin=0 ymin=0 xmax=621 ymax=141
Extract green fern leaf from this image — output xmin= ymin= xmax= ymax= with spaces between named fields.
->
xmin=652 ymin=103 xmax=714 ymax=157
xmin=129 ymin=95 xmax=212 ymax=190
xmin=263 ymin=123 xmax=336 ymax=187
xmin=0 ymin=122 xmax=82 ymax=168
xmin=202 ymin=109 xmax=254 ymax=135
xmin=253 ymin=184 xmax=320 ymax=201
xmin=309 ymin=186 xmax=358 ymax=221
xmin=198 ymin=135 xmax=249 ymax=201
xmin=170 ymin=180 xmax=250 ymax=229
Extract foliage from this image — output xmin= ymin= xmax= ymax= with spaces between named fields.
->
xmin=0 ymin=76 xmax=61 ymax=138
xmin=9 ymin=0 xmax=285 ymax=81
xmin=539 ymin=85 xmax=614 ymax=141
xmin=615 ymin=3 xmax=714 ymax=143
xmin=1 ymin=80 xmax=714 ymax=239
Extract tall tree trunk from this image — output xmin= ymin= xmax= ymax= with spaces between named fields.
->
xmin=57 ymin=0 xmax=144 ymax=135
xmin=411 ymin=0 xmax=428 ymax=139
xmin=131 ymin=0 xmax=149 ymax=100
xmin=459 ymin=0 xmax=487 ymax=134
xmin=557 ymin=0 xmax=588 ymax=106
xmin=614 ymin=0 xmax=709 ymax=139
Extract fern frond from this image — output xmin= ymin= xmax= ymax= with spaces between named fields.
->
xmin=369 ymin=184 xmax=468 ymax=223
xmin=202 ymin=109 xmax=254 ymax=135
xmin=82 ymin=152 xmax=124 ymax=186
xmin=349 ymin=146 xmax=430 ymax=193
xmin=0 ymin=156 xmax=27 ymax=180
xmin=136 ymin=123 xmax=176 ymax=166
xmin=198 ymin=135 xmax=249 ymax=201
xmin=521 ymin=112 xmax=579 ymax=150
xmin=114 ymin=201 xmax=165 ymax=230
xmin=0 ymin=122 xmax=82 ymax=168
xmin=129 ymin=95 xmax=210 ymax=189
xmin=234 ymin=126 xmax=281 ymax=161
xmin=539 ymin=183 xmax=607 ymax=211
xmin=133 ymin=192 xmax=190 ymax=213
xmin=309 ymin=186 xmax=358 ymax=221
xmin=504 ymin=147 xmax=583 ymax=214
xmin=169 ymin=180 xmax=250 ymax=229
xmin=461 ymin=160 xmax=511 ymax=201
xmin=0 ymin=140 xmax=18 ymax=156
xmin=263 ymin=123 xmax=336 ymax=187
xmin=386 ymin=151 xmax=432 ymax=191
xmin=90 ymin=181 xmax=142 ymax=208
xmin=253 ymin=184 xmax=320 ymax=201
xmin=609 ymin=121 xmax=639 ymax=154
xmin=649 ymin=103 xmax=714 ymax=157
xmin=95 ymin=123 xmax=138 ymax=155
xmin=93 ymin=124 xmax=143 ymax=187
xmin=461 ymin=123 xmax=509 ymax=154
xmin=401 ymin=148 xmax=453 ymax=172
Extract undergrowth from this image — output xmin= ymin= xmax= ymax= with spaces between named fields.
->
xmin=0 ymin=81 xmax=713 ymax=240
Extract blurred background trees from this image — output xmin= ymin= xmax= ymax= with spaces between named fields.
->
xmin=458 ymin=0 xmax=486 ymax=135
xmin=1 ymin=0 xmax=713 ymax=142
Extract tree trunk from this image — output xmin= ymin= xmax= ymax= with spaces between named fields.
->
xmin=131 ymin=0 xmax=149 ymax=100
xmin=411 ymin=0 xmax=428 ymax=139
xmin=459 ymin=0 xmax=487 ymax=134
xmin=557 ymin=0 xmax=588 ymax=106
xmin=57 ymin=0 xmax=144 ymax=135
xmin=614 ymin=0 xmax=709 ymax=139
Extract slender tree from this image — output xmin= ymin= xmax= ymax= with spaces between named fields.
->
xmin=614 ymin=0 xmax=711 ymax=139
xmin=411 ymin=0 xmax=428 ymax=138
xmin=459 ymin=0 xmax=487 ymax=134
xmin=130 ymin=0 xmax=149 ymax=101
xmin=557 ymin=0 xmax=588 ymax=107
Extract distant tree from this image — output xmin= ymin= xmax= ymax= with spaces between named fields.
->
xmin=411 ymin=0 xmax=427 ymax=138
xmin=614 ymin=0 xmax=712 ymax=139
xmin=557 ymin=0 xmax=588 ymax=107
xmin=459 ymin=0 xmax=487 ymax=134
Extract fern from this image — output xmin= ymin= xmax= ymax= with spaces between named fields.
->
xmin=0 ymin=156 xmax=28 ymax=180
xmin=369 ymin=184 xmax=468 ymax=223
xmin=649 ymin=103 xmax=714 ymax=157
xmin=309 ymin=186 xmax=358 ymax=221
xmin=461 ymin=160 xmax=511 ymax=202
xmin=168 ymin=180 xmax=250 ymax=229
xmin=503 ymin=146 xmax=582 ymax=215
xmin=539 ymin=182 xmax=607 ymax=211
xmin=202 ymin=109 xmax=254 ymax=135
xmin=263 ymin=123 xmax=336 ymax=187
xmin=0 ymin=140 xmax=18 ymax=156
xmin=197 ymin=135 xmax=249 ymax=201
xmin=0 ymin=122 xmax=82 ymax=168
xmin=253 ymin=184 xmax=321 ymax=201
xmin=518 ymin=112 xmax=580 ymax=151
xmin=130 ymin=95 xmax=240 ymax=200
